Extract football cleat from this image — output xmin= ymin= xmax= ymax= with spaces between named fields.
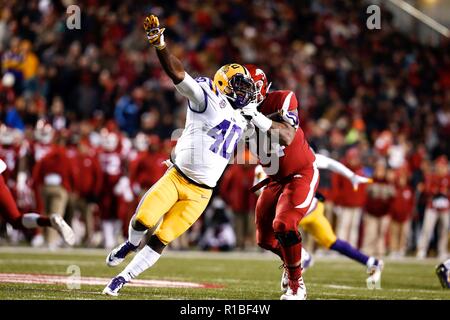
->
xmin=435 ymin=259 xmax=450 ymax=288
xmin=281 ymin=249 xmax=314 ymax=293
xmin=366 ymin=259 xmax=384 ymax=289
xmin=102 ymin=276 xmax=127 ymax=296
xmin=50 ymin=214 xmax=75 ymax=246
xmin=106 ymin=241 xmax=138 ymax=267
xmin=280 ymin=277 xmax=307 ymax=300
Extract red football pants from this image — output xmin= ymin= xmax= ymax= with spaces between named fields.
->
xmin=255 ymin=165 xmax=319 ymax=252
xmin=0 ymin=175 xmax=22 ymax=228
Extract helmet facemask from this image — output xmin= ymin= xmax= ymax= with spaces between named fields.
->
xmin=227 ymin=74 xmax=256 ymax=109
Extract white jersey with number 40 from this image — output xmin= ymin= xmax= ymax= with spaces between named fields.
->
xmin=173 ymin=74 xmax=247 ymax=188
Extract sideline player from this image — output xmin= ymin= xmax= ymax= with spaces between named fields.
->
xmin=240 ymin=65 xmax=318 ymax=300
xmin=102 ymin=15 xmax=254 ymax=296
xmin=0 ymin=159 xmax=75 ymax=245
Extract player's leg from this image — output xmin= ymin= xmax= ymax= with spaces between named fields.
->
xmin=103 ymin=173 xmax=212 ymax=296
xmin=255 ymin=183 xmax=282 ymax=257
xmin=349 ymin=207 xmax=362 ymax=248
xmin=416 ymin=208 xmax=438 ymax=258
xmin=275 ymin=166 xmax=319 ymax=300
xmin=377 ymin=215 xmax=390 ymax=257
xmin=389 ymin=220 xmax=400 ymax=256
xmin=437 ymin=211 xmax=449 ymax=259
xmin=106 ymin=169 xmax=179 ymax=267
xmin=0 ymin=176 xmax=74 ymax=245
xmin=362 ymin=213 xmax=378 ymax=256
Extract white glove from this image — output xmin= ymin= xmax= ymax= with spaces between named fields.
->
xmin=350 ymin=174 xmax=373 ymax=191
xmin=240 ymin=102 xmax=272 ymax=132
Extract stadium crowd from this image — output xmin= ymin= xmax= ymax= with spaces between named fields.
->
xmin=0 ymin=0 xmax=449 ymax=259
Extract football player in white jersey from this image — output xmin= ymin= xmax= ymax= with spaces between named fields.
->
xmin=103 ymin=14 xmax=255 ymax=296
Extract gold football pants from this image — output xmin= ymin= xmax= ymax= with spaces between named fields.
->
xmin=135 ymin=167 xmax=212 ymax=245
xmin=299 ymin=201 xmax=337 ymax=248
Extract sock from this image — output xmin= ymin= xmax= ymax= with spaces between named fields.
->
xmin=128 ymin=221 xmax=145 ymax=247
xmin=102 ymin=221 xmax=115 ymax=249
xmin=280 ymin=242 xmax=302 ymax=281
xmin=119 ymin=245 xmax=161 ymax=282
xmin=330 ymin=239 xmax=371 ymax=266
xmin=21 ymin=213 xmax=42 ymax=228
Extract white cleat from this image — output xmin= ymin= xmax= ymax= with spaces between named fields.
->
xmin=280 ymin=268 xmax=289 ymax=293
xmin=102 ymin=276 xmax=127 ymax=296
xmin=366 ymin=260 xmax=384 ymax=289
xmin=281 ymin=276 xmax=307 ymax=300
xmin=106 ymin=241 xmax=138 ymax=267
xmin=281 ymin=249 xmax=313 ymax=293
xmin=50 ymin=214 xmax=75 ymax=246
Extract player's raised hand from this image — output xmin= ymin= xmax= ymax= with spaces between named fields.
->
xmin=143 ymin=14 xmax=166 ymax=50
xmin=351 ymin=174 xmax=373 ymax=191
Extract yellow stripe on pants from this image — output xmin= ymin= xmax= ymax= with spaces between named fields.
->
xmin=135 ymin=167 xmax=212 ymax=245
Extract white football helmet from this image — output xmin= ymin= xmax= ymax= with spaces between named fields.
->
xmin=0 ymin=125 xmax=14 ymax=145
xmin=101 ymin=131 xmax=119 ymax=152
xmin=34 ymin=120 xmax=54 ymax=145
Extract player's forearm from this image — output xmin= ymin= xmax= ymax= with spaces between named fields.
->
xmin=270 ymin=121 xmax=296 ymax=146
xmin=315 ymin=154 xmax=355 ymax=180
xmin=155 ymin=46 xmax=185 ymax=84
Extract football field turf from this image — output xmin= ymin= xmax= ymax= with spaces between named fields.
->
xmin=0 ymin=247 xmax=447 ymax=300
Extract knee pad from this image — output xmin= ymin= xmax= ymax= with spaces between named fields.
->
xmin=275 ymin=231 xmax=302 ymax=247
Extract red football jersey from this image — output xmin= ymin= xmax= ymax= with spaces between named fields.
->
xmin=0 ymin=145 xmax=20 ymax=183
xmin=257 ymin=90 xmax=315 ymax=178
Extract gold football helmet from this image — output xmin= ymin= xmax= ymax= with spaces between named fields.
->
xmin=213 ymin=63 xmax=256 ymax=108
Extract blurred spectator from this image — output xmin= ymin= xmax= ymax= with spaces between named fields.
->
xmin=32 ymin=135 xmax=74 ymax=248
xmin=199 ymin=197 xmax=236 ymax=252
xmin=389 ymin=170 xmax=415 ymax=258
xmin=129 ymin=133 xmax=166 ymax=199
xmin=19 ymin=39 xmax=39 ymax=95
xmin=220 ymin=162 xmax=257 ymax=250
xmin=362 ymin=160 xmax=395 ymax=256
xmin=114 ymin=87 xmax=145 ymax=137
xmin=417 ymin=156 xmax=450 ymax=260
xmin=331 ymin=148 xmax=366 ymax=248
xmin=70 ymin=141 xmax=103 ymax=246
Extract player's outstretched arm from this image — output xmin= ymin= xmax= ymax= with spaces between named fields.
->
xmin=144 ymin=14 xmax=205 ymax=109
xmin=315 ymin=153 xmax=372 ymax=190
xmin=143 ymin=14 xmax=184 ymax=84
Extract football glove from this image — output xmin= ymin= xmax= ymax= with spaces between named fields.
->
xmin=240 ymin=102 xmax=272 ymax=132
xmin=143 ymin=14 xmax=166 ymax=50
xmin=350 ymin=174 xmax=373 ymax=191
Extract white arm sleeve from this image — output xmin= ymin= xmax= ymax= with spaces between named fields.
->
xmin=174 ymin=72 xmax=205 ymax=111
xmin=315 ymin=153 xmax=355 ymax=180
xmin=0 ymin=159 xmax=6 ymax=174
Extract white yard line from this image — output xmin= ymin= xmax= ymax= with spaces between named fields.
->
xmin=0 ymin=272 xmax=221 ymax=289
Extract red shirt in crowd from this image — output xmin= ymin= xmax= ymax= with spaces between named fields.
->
xmin=220 ymin=164 xmax=257 ymax=214
xmin=71 ymin=150 xmax=103 ymax=198
xmin=331 ymin=163 xmax=367 ymax=207
xmin=32 ymin=145 xmax=75 ymax=192
xmin=365 ymin=178 xmax=395 ymax=217
xmin=389 ymin=185 xmax=415 ymax=223
xmin=129 ymin=151 xmax=167 ymax=192
xmin=424 ymin=173 xmax=450 ymax=211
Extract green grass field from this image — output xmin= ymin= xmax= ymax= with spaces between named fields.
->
xmin=0 ymin=247 xmax=447 ymax=300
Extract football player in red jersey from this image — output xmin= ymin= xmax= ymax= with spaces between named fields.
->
xmin=0 ymin=158 xmax=74 ymax=245
xmin=241 ymin=65 xmax=318 ymax=300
